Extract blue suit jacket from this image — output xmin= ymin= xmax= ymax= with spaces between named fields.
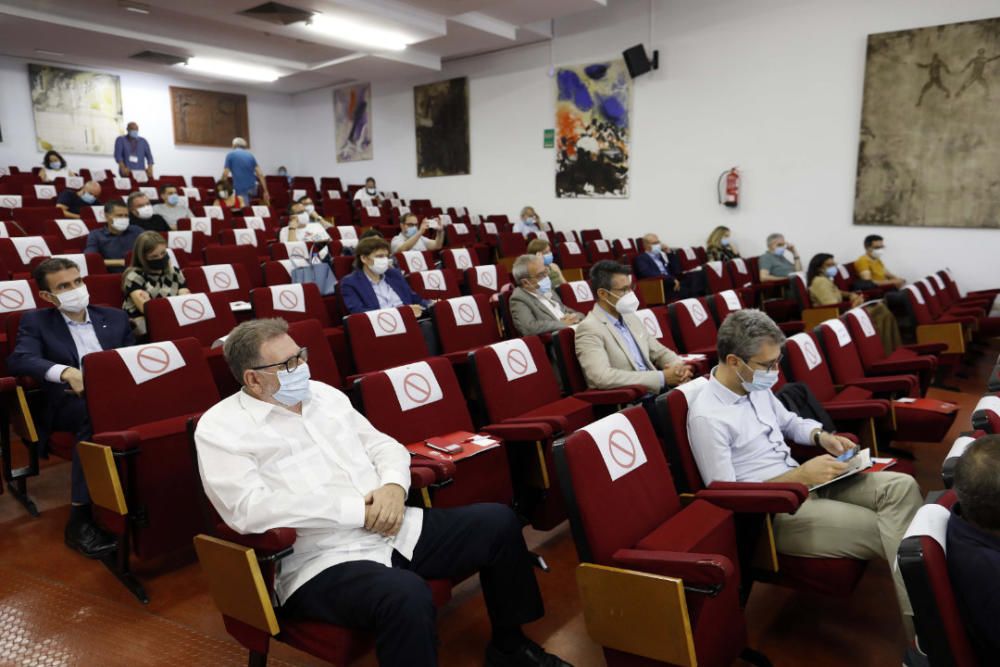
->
xmin=7 ymin=306 xmax=134 ymax=437
xmin=634 ymin=251 xmax=676 ymax=280
xmin=340 ymin=268 xmax=429 ymax=314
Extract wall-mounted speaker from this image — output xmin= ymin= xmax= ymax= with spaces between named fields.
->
xmin=622 ymin=44 xmax=659 ymax=79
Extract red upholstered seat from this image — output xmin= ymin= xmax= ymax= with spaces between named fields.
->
xmin=406 ymin=269 xmax=462 ymax=300
xmin=667 ymin=297 xmax=720 ymax=362
xmin=343 ymin=306 xmax=428 ymax=375
xmin=145 ymin=292 xmax=237 ymax=348
xmin=463 ymin=264 xmax=510 ymax=297
xmin=517 ymin=396 xmax=593 ymax=433
xmin=972 ymin=395 xmax=1000 ymax=433
xmin=556 ymin=280 xmax=595 ymax=314
xmin=204 ymin=244 xmax=264 ymax=288
xmin=431 ymin=294 xmax=501 ymax=363
xmin=551 ymin=328 xmax=646 ymax=407
xmin=182 ymin=263 xmax=252 ymax=302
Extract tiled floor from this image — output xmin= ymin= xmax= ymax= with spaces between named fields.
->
xmin=1 ymin=340 xmax=996 ymax=666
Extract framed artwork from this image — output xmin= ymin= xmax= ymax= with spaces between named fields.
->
xmin=414 ymin=77 xmax=470 ymax=177
xmin=170 ymin=86 xmax=249 ymax=148
xmin=28 ymin=64 xmax=123 ymax=154
xmin=334 ymin=83 xmax=373 ymax=162
xmin=555 ymin=59 xmax=631 ymax=198
xmin=855 ymin=16 xmax=1000 ymax=228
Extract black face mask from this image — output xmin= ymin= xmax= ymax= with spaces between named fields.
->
xmin=148 ymin=256 xmax=170 ymax=271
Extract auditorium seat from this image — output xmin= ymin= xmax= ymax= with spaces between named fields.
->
xmin=553 ymin=241 xmax=588 ymax=282
xmin=440 ymin=247 xmax=478 ymax=271
xmin=705 ymin=288 xmax=805 ymax=335
xmin=394 ymin=250 xmax=435 ymax=274
xmin=814 ymin=318 xmax=919 ymax=398
xmin=430 ymin=294 xmax=501 ymax=363
xmin=0 ymin=236 xmax=60 ymax=278
xmin=584 ymin=239 xmax=614 ymax=263
xmin=406 ymin=269 xmax=462 ymax=300
xmin=343 ymin=306 xmax=429 ymax=376
xmin=842 ymin=306 xmax=941 ymax=393
xmin=204 ymin=244 xmax=264 ymax=288
xmin=940 ymin=433 xmax=980 ymax=488
xmin=28 ymin=252 xmax=107 ymax=278
xmin=182 ymin=263 xmax=252 ymax=303
xmin=84 ymin=274 xmax=125 ymax=307
xmin=972 ymin=394 xmax=999 ymax=433
xmin=464 ymin=264 xmax=510 ymax=297
xmin=667 ymin=297 xmax=721 ymax=364
xmin=556 ymin=280 xmax=596 ymax=314
xmin=551 ymin=328 xmax=646 ymax=407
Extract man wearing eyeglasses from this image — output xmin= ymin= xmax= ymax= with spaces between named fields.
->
xmin=195 ymin=318 xmax=570 ymax=667
xmin=687 ymin=308 xmax=922 ymax=642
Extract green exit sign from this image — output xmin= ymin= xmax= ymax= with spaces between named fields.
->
xmin=543 ymin=129 xmax=554 ymax=148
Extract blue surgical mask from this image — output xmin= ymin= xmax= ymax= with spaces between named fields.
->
xmin=81 ymin=192 xmax=96 ymax=204
xmin=542 ymin=252 xmax=554 ymax=266
xmin=128 ymin=130 xmax=139 ymax=139
xmin=721 ymin=237 xmax=730 ymax=247
xmin=48 ymin=160 xmax=62 ymax=169
xmin=166 ymin=193 xmax=180 ymax=206
xmin=277 ymin=169 xmax=287 ymax=177
xmin=403 ymin=226 xmax=418 ymax=238
xmin=537 ymin=276 xmax=552 ymax=294
xmin=824 ymin=266 xmax=838 ymax=278
xmin=650 ymin=243 xmax=662 ymax=254
xmin=738 ymin=358 xmax=779 ymax=392
xmin=272 ymin=362 xmax=311 ymax=406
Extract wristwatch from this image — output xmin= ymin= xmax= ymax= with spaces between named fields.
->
xmin=812 ymin=430 xmax=823 ymax=446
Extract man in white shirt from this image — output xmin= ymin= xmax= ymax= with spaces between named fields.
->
xmin=390 ymin=211 xmax=444 ymax=254
xmin=195 ymin=319 xmax=569 ymax=667
xmin=686 ymin=308 xmax=922 ymax=636
xmin=353 ymin=176 xmax=380 ymax=204
xmin=509 ymin=254 xmax=581 ymax=336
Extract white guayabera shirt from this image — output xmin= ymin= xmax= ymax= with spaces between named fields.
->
xmin=195 ymin=381 xmax=423 ymax=603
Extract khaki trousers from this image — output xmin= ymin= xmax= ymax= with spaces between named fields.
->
xmin=772 ymin=471 xmax=922 ymax=619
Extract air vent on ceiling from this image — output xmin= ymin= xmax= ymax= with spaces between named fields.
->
xmin=130 ymin=50 xmax=186 ymax=66
xmin=238 ymin=2 xmax=312 ymax=26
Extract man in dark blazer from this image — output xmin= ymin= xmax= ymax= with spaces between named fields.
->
xmin=340 ymin=236 xmax=432 ymax=315
xmin=633 ymin=233 xmax=680 ymax=299
xmin=8 ymin=257 xmax=134 ymax=558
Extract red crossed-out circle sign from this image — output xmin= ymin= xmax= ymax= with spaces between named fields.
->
xmin=574 ymin=283 xmax=591 ymax=300
xmin=803 ymin=341 xmax=821 ymax=366
xmin=67 ymin=223 xmax=85 ymax=237
xmin=24 ymin=245 xmax=44 ymax=258
xmin=376 ymin=311 xmax=399 ymax=334
xmin=194 ymin=221 xmax=209 ymax=233
xmin=136 ymin=345 xmax=171 ymax=375
xmin=211 ymin=270 xmax=233 ymax=290
xmin=180 ymin=297 xmax=206 ymax=321
xmin=457 ymin=254 xmax=470 ymax=268
xmin=457 ymin=302 xmax=476 ymax=323
xmin=506 ymin=348 xmax=529 ymax=376
xmin=426 ymin=272 xmax=443 ymax=290
xmin=607 ymin=429 xmax=637 ymax=468
xmin=278 ymin=289 xmax=299 ymax=310
xmin=402 ymin=372 xmax=432 ymax=404
xmin=411 ymin=257 xmax=426 ymax=271
xmin=172 ymin=236 xmax=190 ymax=251
xmin=641 ymin=315 xmax=657 ymax=337
xmin=290 ymin=247 xmax=307 ymax=259
xmin=0 ymin=288 xmax=26 ymax=310
xmin=479 ymin=270 xmax=494 ymax=287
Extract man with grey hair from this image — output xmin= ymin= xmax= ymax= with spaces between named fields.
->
xmin=687 ymin=308 xmax=922 ymax=636
xmin=222 ymin=137 xmax=269 ymax=205
xmin=509 ymin=254 xmax=581 ymax=336
xmin=196 ymin=318 xmax=569 ymax=667
xmin=127 ymin=191 xmax=169 ymax=233
xmin=759 ymin=232 xmax=801 ymax=282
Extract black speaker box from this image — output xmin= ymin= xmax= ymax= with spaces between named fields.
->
xmin=623 ymin=44 xmax=658 ymax=78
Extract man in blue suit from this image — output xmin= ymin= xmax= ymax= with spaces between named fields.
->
xmin=340 ymin=236 xmax=433 ymax=315
xmin=8 ymin=257 xmax=134 ymax=558
xmin=634 ymin=233 xmax=680 ymax=299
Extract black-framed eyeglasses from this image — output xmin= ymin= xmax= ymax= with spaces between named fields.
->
xmin=743 ymin=355 xmax=782 ymax=372
xmin=607 ymin=285 xmax=634 ymax=295
xmin=251 ymin=347 xmax=308 ymax=374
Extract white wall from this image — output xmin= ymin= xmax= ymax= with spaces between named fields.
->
xmin=0 ymin=55 xmax=298 ymax=179
xmin=293 ymin=0 xmax=1000 ymax=291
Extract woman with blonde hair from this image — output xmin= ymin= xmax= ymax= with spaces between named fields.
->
xmin=705 ymin=225 xmax=740 ymax=262
xmin=121 ymin=231 xmax=190 ymax=335
xmin=526 ymin=238 xmax=566 ymax=289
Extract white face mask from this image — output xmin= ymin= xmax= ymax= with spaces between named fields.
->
xmin=870 ymin=248 xmax=884 ymax=259
xmin=111 ymin=217 xmax=130 ymax=232
xmin=136 ymin=204 xmax=154 ymax=219
xmin=366 ymin=186 xmax=376 ymax=195
xmin=53 ymin=284 xmax=90 ymax=314
xmin=369 ymin=256 xmax=390 ymax=275
xmin=296 ymin=212 xmax=310 ymax=225
xmin=609 ymin=290 xmax=639 ymax=315
xmin=305 ymin=204 xmax=315 ymax=214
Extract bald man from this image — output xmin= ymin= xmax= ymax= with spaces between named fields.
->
xmin=634 ymin=233 xmax=680 ymax=298
xmin=56 ymin=181 xmax=102 ymax=219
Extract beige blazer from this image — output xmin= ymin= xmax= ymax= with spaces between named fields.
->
xmin=574 ymin=307 xmax=681 ymax=393
xmin=509 ymin=287 xmax=580 ymax=336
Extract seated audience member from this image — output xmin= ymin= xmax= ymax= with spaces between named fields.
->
xmin=855 ymin=235 xmax=906 ymax=290
xmin=127 ymin=191 xmax=169 ymax=233
xmin=807 ymin=253 xmax=901 ymax=353
xmin=706 ymin=225 xmax=740 ymax=262
xmin=121 ymin=231 xmax=190 ymax=335
xmin=512 ymin=206 xmax=542 ymax=237
xmin=341 ymin=236 xmax=430 ymax=316
xmin=687 ymin=308 xmax=921 ymax=639
xmin=354 ymin=176 xmax=380 ymax=204
xmin=948 ymin=434 xmax=1000 ymax=663
xmin=213 ymin=179 xmax=245 ymax=211
xmin=8 ymin=257 xmax=134 ymax=558
xmin=39 ymin=149 xmax=75 ymax=182
xmin=56 ymin=181 xmax=101 ymax=219
xmin=633 ymin=233 xmax=680 ymax=298
xmin=509 ymin=254 xmax=582 ymax=336
xmin=390 ymin=212 xmax=444 ymax=254
xmin=575 ymin=260 xmax=691 ymax=394
xmin=276 ymin=165 xmax=293 ymax=186
xmin=526 ymin=238 xmax=566 ymax=289
xmin=298 ymin=195 xmax=334 ymax=226
xmin=360 ymin=228 xmax=385 ymax=241
xmin=758 ymin=232 xmax=802 ymax=281
xmin=84 ymin=199 xmax=141 ymax=272
xmin=195 ymin=318 xmax=569 ymax=667
xmin=152 ymin=183 xmax=192 ymax=230
xmin=279 ymin=201 xmax=330 ymax=243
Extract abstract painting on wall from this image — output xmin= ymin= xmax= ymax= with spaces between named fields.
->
xmin=170 ymin=87 xmax=249 ymax=148
xmin=855 ymin=16 xmax=1000 ymax=229
xmin=334 ymin=83 xmax=373 ymax=162
xmin=28 ymin=64 xmax=123 ymax=155
xmin=414 ymin=77 xmax=470 ymax=177
xmin=555 ymin=59 xmax=631 ymax=198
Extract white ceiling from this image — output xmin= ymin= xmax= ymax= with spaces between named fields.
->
xmin=0 ymin=0 xmax=608 ymax=93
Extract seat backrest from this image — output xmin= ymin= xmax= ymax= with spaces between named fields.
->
xmin=0 ymin=279 xmax=47 ymax=327
xmin=557 ymin=406 xmax=682 ymax=564
xmin=182 ymin=263 xmax=251 ymax=302
xmin=706 ymin=289 xmax=745 ymax=324
xmin=898 ymin=491 xmax=979 ymax=667
xmin=146 ymin=292 xmax=238 ymax=347
xmin=0 ymin=236 xmax=56 ymax=272
xmin=633 ymin=307 xmax=681 ymax=351
xmin=814 ymin=318 xmax=868 ymax=385
xmin=585 ymin=239 xmax=614 ymax=263
xmin=555 ymin=241 xmax=588 ymax=270
xmin=783 ymin=332 xmax=837 ymax=402
xmin=972 ymin=395 xmax=1000 ymax=434
xmin=204 ymin=244 xmax=263 ymax=288
xmin=407 ymin=269 xmax=461 ymax=300
xmin=29 ymin=252 xmax=107 ymax=278
xmin=432 ymin=294 xmax=500 ymax=354
xmin=914 ymin=278 xmax=946 ymax=319
xmin=556 ymin=280 xmax=595 ymax=313
xmin=464 ymin=264 xmax=509 ymax=295
xmin=441 ymin=247 xmax=478 ymax=271
xmin=444 ymin=222 xmax=475 ymax=247
xmin=250 ymin=283 xmax=331 ymax=327
xmin=936 ymin=270 xmax=964 ymax=303
xmin=358 ymin=356 xmax=474 ymax=444
xmin=668 ymin=297 xmax=717 ymax=354
xmin=654 ymin=377 xmax=711 ymax=493
xmin=842 ymin=307 xmax=888 ymax=368
xmin=703 ymin=261 xmax=732 ymax=293
xmin=902 ymin=284 xmax=936 ymax=325
xmin=83 ymin=337 xmax=220 ymax=432
xmin=497 ymin=232 xmax=527 ymax=257
xmin=472 ymin=336 xmax=562 ymax=422
xmin=394 ymin=250 xmax=434 ymax=274
xmin=344 ymin=306 xmax=428 ymax=374
xmin=726 ymin=257 xmax=755 ymax=289
xmin=675 ymin=247 xmax=701 ymax=272
xmin=83 ymin=274 xmax=123 ymax=306
xmin=286 ymin=318 xmax=342 ymax=388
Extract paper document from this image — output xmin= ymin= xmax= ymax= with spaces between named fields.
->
xmin=810 ymin=448 xmax=873 ymax=491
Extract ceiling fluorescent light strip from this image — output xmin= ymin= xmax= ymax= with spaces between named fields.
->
xmin=178 ymin=57 xmax=281 ymax=82
xmin=306 ymin=14 xmax=410 ymax=51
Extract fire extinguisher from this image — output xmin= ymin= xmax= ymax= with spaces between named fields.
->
xmin=717 ymin=167 xmax=740 ymax=208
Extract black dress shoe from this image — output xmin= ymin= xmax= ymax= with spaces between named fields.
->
xmin=65 ymin=519 xmax=117 ymax=559
xmin=485 ymin=639 xmax=573 ymax=667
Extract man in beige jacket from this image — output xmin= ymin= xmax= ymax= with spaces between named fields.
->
xmin=575 ymin=260 xmax=692 ymax=394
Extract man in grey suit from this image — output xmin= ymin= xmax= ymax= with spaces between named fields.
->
xmin=575 ymin=260 xmax=692 ymax=394
xmin=509 ymin=254 xmax=582 ymax=336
